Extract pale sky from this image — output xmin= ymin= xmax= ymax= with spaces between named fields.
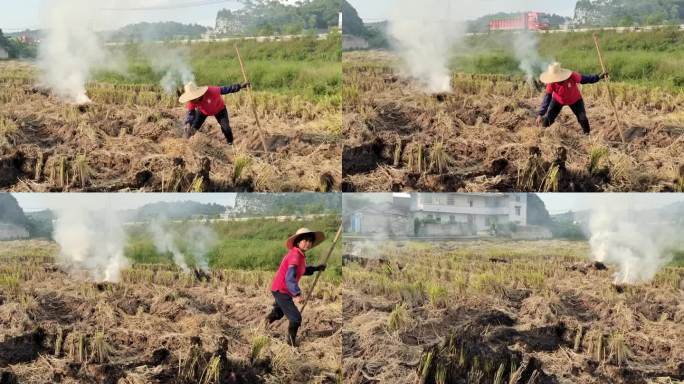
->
xmin=0 ymin=0 xmax=244 ymax=31
xmin=538 ymin=193 xmax=684 ymax=215
xmin=347 ymin=0 xmax=578 ymax=22
xmin=12 ymin=193 xmax=236 ymax=212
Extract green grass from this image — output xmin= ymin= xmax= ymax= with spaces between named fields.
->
xmin=452 ymin=29 xmax=684 ymax=91
xmin=125 ymin=215 xmax=342 ymax=280
xmin=93 ymin=35 xmax=341 ymax=102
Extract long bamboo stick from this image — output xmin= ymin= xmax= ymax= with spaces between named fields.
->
xmin=235 ymin=44 xmax=269 ymax=153
xmin=300 ymin=225 xmax=343 ymax=315
xmin=593 ymin=33 xmax=626 ymax=144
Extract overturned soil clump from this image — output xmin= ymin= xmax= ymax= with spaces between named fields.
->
xmin=343 ymin=52 xmax=684 ymax=192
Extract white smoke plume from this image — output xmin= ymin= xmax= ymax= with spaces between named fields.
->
xmin=38 ymin=0 xmax=197 ymax=102
xmin=53 ymin=206 xmax=130 ymax=283
xmin=38 ymin=0 xmax=106 ymax=104
xmin=512 ymin=31 xmax=550 ymax=86
xmin=150 ymin=221 xmax=190 ymax=272
xmin=147 ymin=46 xmax=196 ymax=94
xmin=150 ymin=221 xmax=217 ymax=272
xmin=589 ymin=209 xmax=676 ymax=285
xmin=388 ymin=0 xmax=464 ymax=93
xmin=185 ymin=224 xmax=218 ymax=271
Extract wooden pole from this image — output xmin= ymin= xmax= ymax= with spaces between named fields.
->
xmin=300 ymin=225 xmax=343 ymax=315
xmin=235 ymin=44 xmax=269 ymax=154
xmin=593 ymin=33 xmax=626 ymax=144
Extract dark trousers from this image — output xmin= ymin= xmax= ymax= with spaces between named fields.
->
xmin=191 ymin=107 xmax=234 ymax=144
xmin=542 ymin=98 xmax=591 ymax=134
xmin=266 ymin=291 xmax=302 ymax=345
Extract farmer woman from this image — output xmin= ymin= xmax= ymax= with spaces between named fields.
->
xmin=536 ymin=62 xmax=607 ymax=135
xmin=267 ymin=228 xmax=327 ymax=346
xmin=178 ymin=81 xmax=250 ymax=145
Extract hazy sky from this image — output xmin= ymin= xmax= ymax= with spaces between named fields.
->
xmin=0 ymin=0 xmax=243 ymax=31
xmin=348 ymin=0 xmax=578 ymax=22
xmin=12 ymin=193 xmax=236 ymax=212
xmin=538 ymin=193 xmax=684 ymax=214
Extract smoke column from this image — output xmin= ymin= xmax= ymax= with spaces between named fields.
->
xmin=150 ymin=221 xmax=190 ymax=272
xmin=38 ymin=0 xmax=105 ymax=104
xmin=589 ymin=208 xmax=675 ymax=284
xmin=53 ymin=205 xmax=130 ymax=282
xmin=388 ymin=0 xmax=464 ymax=93
xmin=38 ymin=0 xmax=196 ymax=102
xmin=147 ymin=46 xmax=196 ymax=94
xmin=185 ymin=224 xmax=218 ymax=271
xmin=149 ymin=222 xmax=217 ymax=272
xmin=512 ymin=31 xmax=550 ymax=86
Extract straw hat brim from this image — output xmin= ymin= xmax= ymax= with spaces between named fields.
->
xmin=286 ymin=230 xmax=326 ymax=250
xmin=539 ymin=68 xmax=573 ymax=84
xmin=178 ymin=86 xmax=209 ymax=103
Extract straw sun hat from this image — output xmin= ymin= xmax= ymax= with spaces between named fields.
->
xmin=286 ymin=228 xmax=326 ymax=250
xmin=539 ymin=62 xmax=573 ymax=84
xmin=178 ymin=82 xmax=209 ymax=103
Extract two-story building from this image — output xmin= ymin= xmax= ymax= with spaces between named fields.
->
xmin=346 ymin=193 xmax=531 ymax=238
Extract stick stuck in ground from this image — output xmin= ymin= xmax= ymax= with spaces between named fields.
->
xmin=593 ymin=33 xmax=626 ymax=144
xmin=235 ymin=45 xmax=269 ymax=154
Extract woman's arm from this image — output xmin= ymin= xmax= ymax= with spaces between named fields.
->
xmin=539 ymin=93 xmax=552 ymax=116
xmin=220 ymin=84 xmax=245 ymax=95
xmin=285 ymin=266 xmax=301 ymax=296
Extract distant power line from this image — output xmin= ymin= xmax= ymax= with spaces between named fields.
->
xmin=101 ymin=0 xmax=239 ymax=11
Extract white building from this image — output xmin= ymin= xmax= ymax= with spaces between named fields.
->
xmin=410 ymin=193 xmax=526 ymax=230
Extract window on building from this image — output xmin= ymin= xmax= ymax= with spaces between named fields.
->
xmin=449 ymin=215 xmax=455 ymax=223
xmin=427 ymin=214 xmax=434 ymax=220
xmin=515 ymin=206 xmax=521 ymax=216
xmin=515 ymin=195 xmax=521 ymax=202
xmin=447 ymin=195 xmax=455 ymax=205
xmin=469 ymin=199 xmax=473 ymax=207
xmin=436 ymin=216 xmax=441 ymax=223
xmin=423 ymin=195 xmax=433 ymax=204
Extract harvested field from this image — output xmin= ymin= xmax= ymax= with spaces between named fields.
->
xmin=342 ymin=51 xmax=684 ymax=192
xmin=0 ymin=61 xmax=341 ymax=192
xmin=0 ymin=240 xmax=341 ymax=383
xmin=342 ymin=240 xmax=684 ymax=384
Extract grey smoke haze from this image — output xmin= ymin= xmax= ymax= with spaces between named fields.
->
xmin=52 ymin=205 xmax=130 ymax=282
xmin=150 ymin=221 xmax=217 ymax=272
xmin=388 ymin=0 xmax=464 ymax=93
xmin=38 ymin=0 xmax=197 ymax=103
xmin=513 ymin=31 xmax=551 ymax=85
xmin=589 ymin=208 xmax=678 ymax=284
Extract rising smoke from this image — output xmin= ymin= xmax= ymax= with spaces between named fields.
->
xmin=38 ymin=0 xmax=196 ymax=103
xmin=53 ymin=205 xmax=130 ymax=282
xmin=512 ymin=31 xmax=550 ymax=86
xmin=388 ymin=0 xmax=464 ymax=93
xmin=589 ymin=208 xmax=677 ymax=285
xmin=38 ymin=0 xmax=106 ymax=104
xmin=150 ymin=221 xmax=217 ymax=272
xmin=147 ymin=46 xmax=196 ymax=94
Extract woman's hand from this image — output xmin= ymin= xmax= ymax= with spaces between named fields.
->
xmin=599 ymin=72 xmax=609 ymax=80
xmin=241 ymin=82 xmax=251 ymax=89
xmin=318 ymin=264 xmax=327 ymax=272
xmin=536 ymin=116 xmax=543 ymax=127
xmin=295 ymin=295 xmax=305 ymax=304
